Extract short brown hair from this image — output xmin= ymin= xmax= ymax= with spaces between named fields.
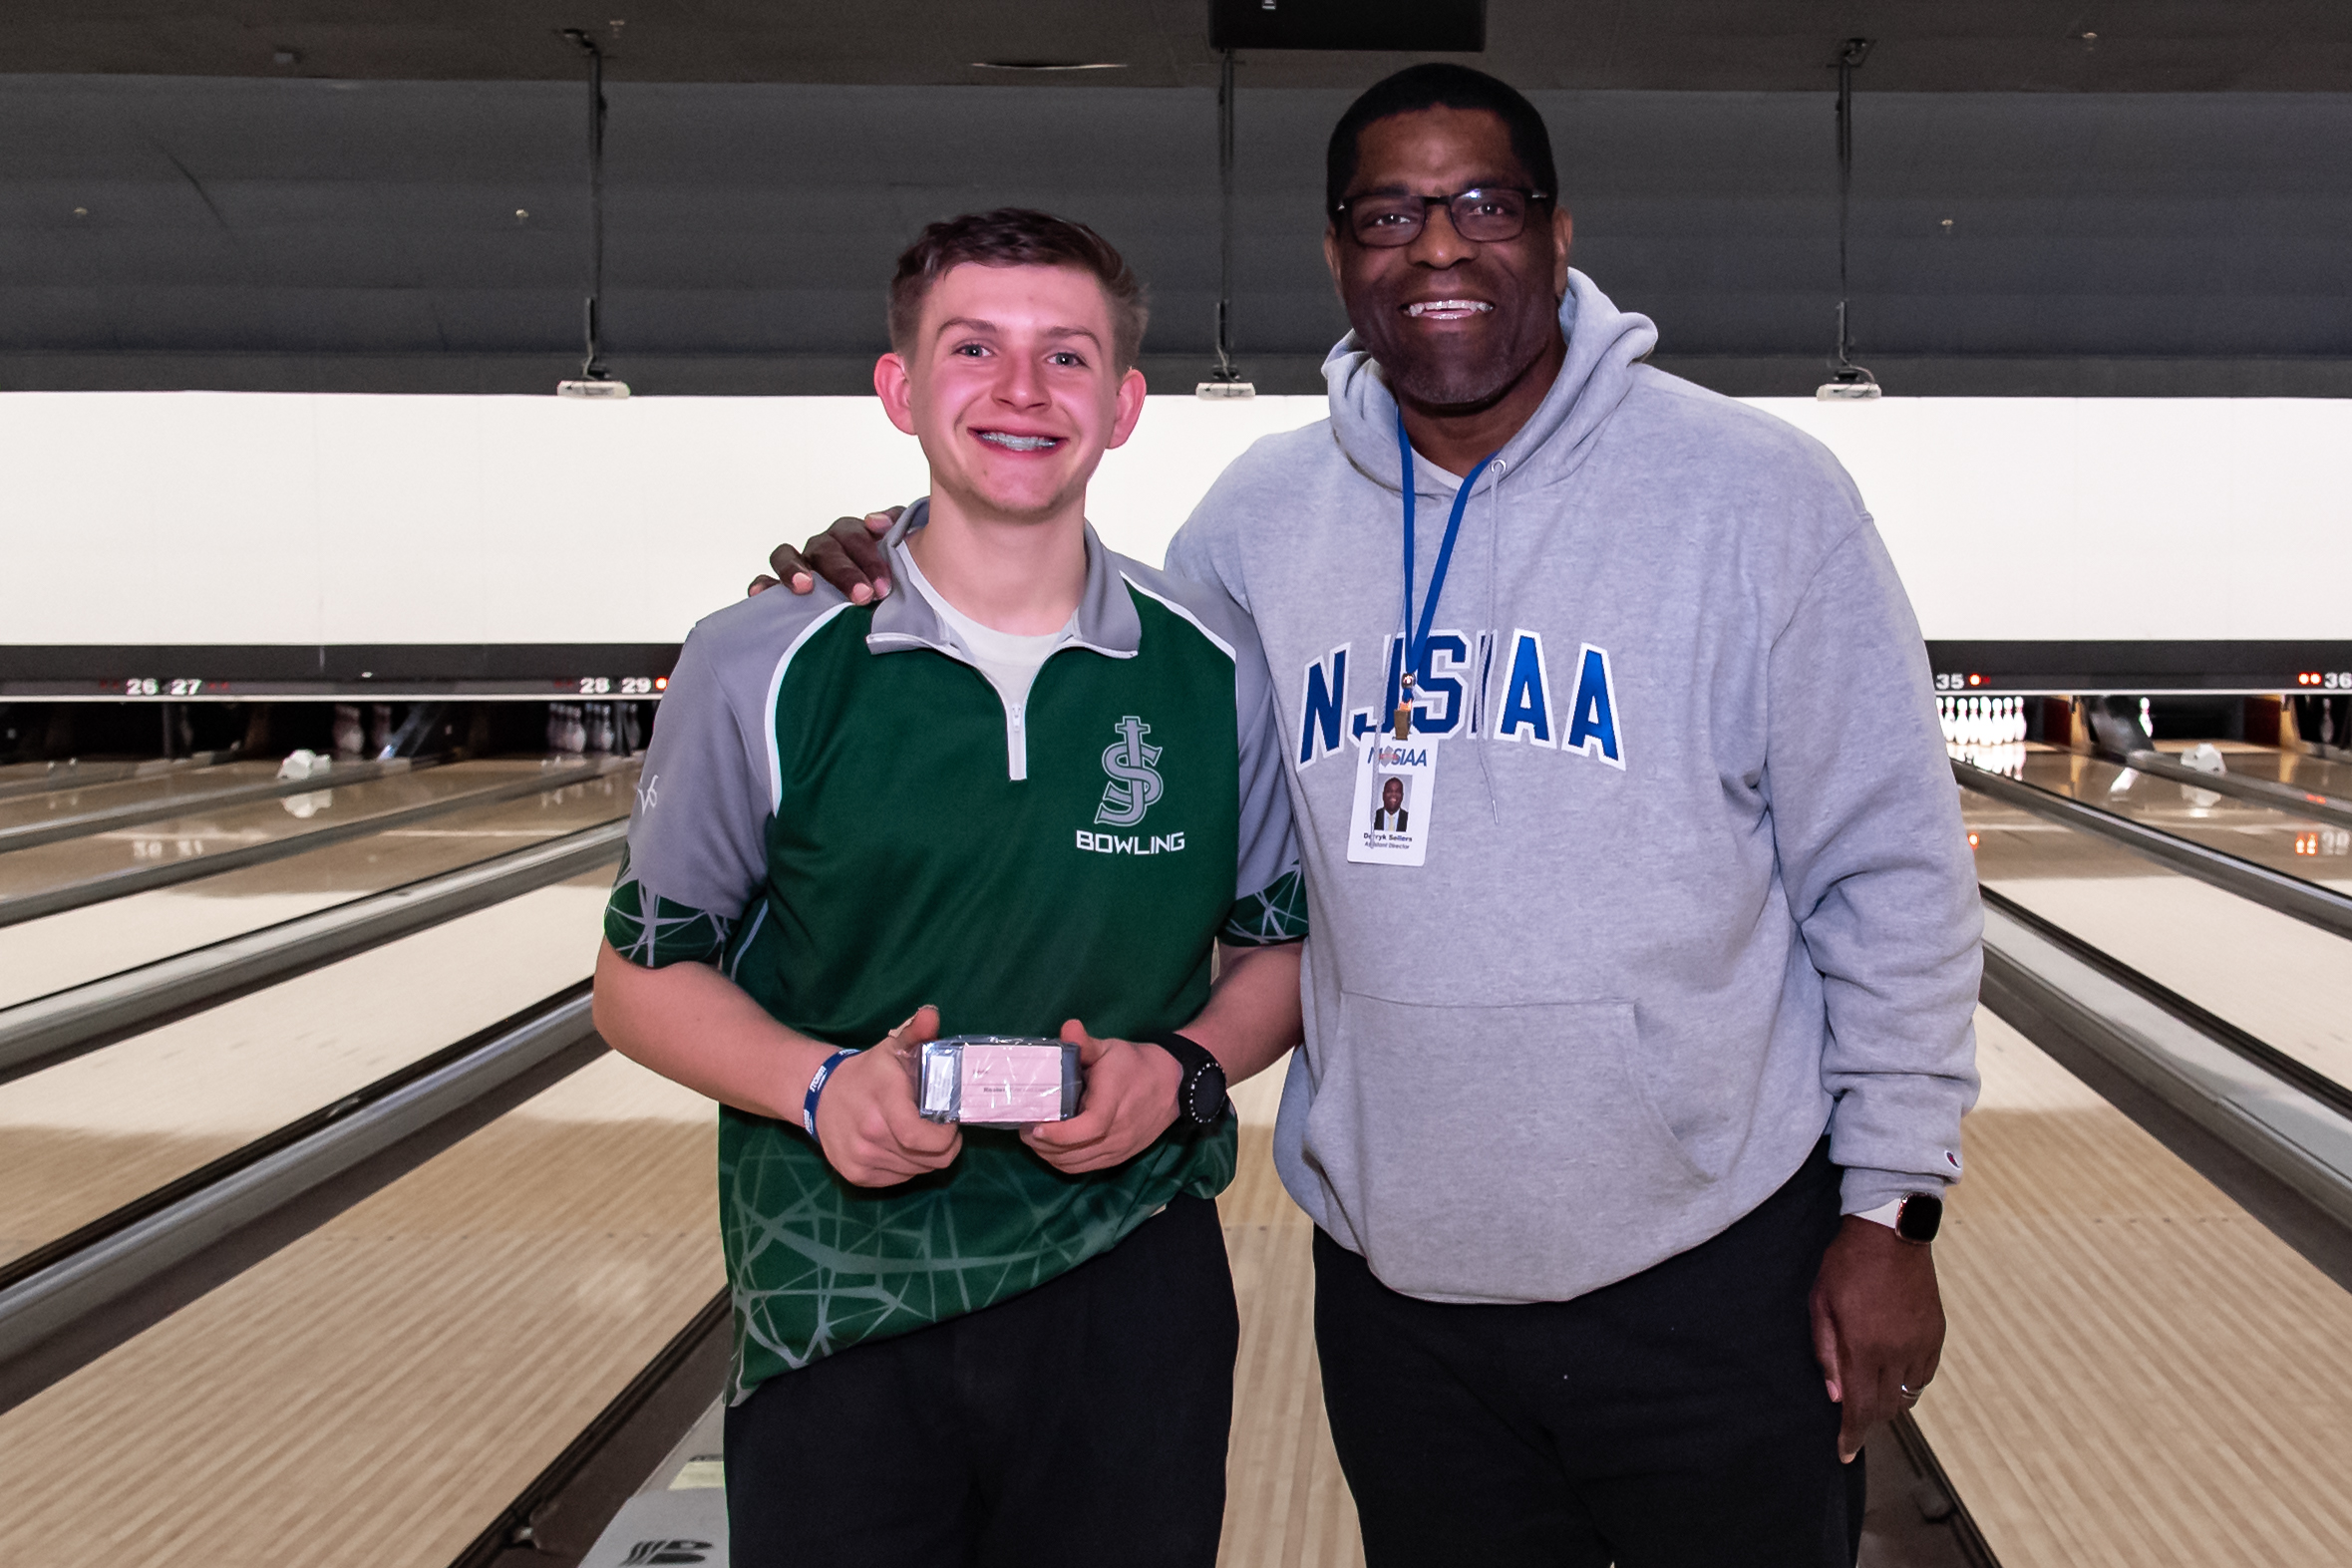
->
xmin=887 ymin=208 xmax=1150 ymax=372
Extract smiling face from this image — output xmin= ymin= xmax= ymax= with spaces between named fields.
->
xmin=1382 ymin=777 xmax=1404 ymax=811
xmin=876 ymin=261 xmax=1147 ymax=526
xmin=1324 ymin=106 xmax=1573 ymax=413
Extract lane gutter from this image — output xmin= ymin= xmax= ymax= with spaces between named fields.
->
xmin=450 ymin=1290 xmax=732 ymax=1568
xmin=2110 ymin=747 xmax=2352 ymax=831
xmin=0 ymin=751 xmax=237 ymax=804
xmin=1954 ymin=758 xmax=2352 ymax=943
xmin=0 ymin=982 xmax=604 ymax=1412
xmin=0 ymin=755 xmax=436 ymax=853
xmin=1978 ymin=889 xmax=2352 ymax=1237
xmin=0 ymin=758 xmax=625 ymax=929
xmin=0 ymin=818 xmax=626 ymax=1085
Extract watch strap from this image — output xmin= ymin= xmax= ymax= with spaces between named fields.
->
xmin=1140 ymin=1030 xmax=1227 ymax=1127
xmin=1853 ymin=1192 xmax=1941 ymax=1243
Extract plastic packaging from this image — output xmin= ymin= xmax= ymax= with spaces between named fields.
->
xmin=917 ymin=1036 xmax=1085 ymax=1124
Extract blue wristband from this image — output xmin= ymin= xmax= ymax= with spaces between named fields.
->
xmin=803 ymin=1048 xmax=861 ymax=1144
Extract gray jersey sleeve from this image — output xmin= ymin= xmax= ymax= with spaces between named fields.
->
xmin=603 ymin=623 xmax=772 ymax=968
xmin=1223 ymin=619 xmax=1308 ymax=945
xmin=1115 ymin=551 xmax=1305 ymax=945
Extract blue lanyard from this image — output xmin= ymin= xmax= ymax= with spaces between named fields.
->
xmin=1396 ymin=405 xmax=1499 ymax=733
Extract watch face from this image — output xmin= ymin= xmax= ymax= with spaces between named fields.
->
xmin=1896 ymin=1193 xmax=1943 ymax=1244
xmin=1187 ymin=1064 xmax=1228 ymax=1125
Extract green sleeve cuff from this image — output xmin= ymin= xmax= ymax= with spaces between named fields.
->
xmin=604 ymin=865 xmax=735 ymax=967
xmin=1220 ymin=868 xmax=1308 ymax=946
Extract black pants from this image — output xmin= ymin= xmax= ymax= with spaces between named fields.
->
xmin=1314 ymin=1141 xmax=1864 ymax=1568
xmin=725 ymin=1193 xmax=1237 ymax=1568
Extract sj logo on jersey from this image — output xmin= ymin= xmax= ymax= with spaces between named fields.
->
xmin=1078 ymin=715 xmax=1186 ymax=856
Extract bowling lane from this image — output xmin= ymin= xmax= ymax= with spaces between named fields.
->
xmin=1963 ymin=789 xmax=2352 ymax=1090
xmin=0 ymin=1051 xmax=722 ymax=1568
xmin=0 ymin=763 xmax=635 ymax=1009
xmin=0 ymin=758 xmax=601 ymax=907
xmin=0 ymin=865 xmax=613 ymax=1270
xmin=2001 ymin=748 xmax=2352 ymax=891
xmin=1920 ymin=1008 xmax=2352 ymax=1568
xmin=2179 ymin=740 xmax=2352 ymax=801
xmin=0 ymin=758 xmax=285 ymax=834
xmin=0 ymin=755 xmax=232 ymax=802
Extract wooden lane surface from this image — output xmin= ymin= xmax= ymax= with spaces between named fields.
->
xmin=0 ymin=761 xmax=282 ymax=834
xmin=0 ymin=764 xmax=634 ymax=1009
xmin=0 ymin=874 xmax=614 ymax=1269
xmin=1917 ymin=1007 xmax=2352 ymax=1567
xmin=1219 ymin=1067 xmax=1366 ymax=1568
xmin=0 ymin=1052 xmax=723 ymax=1568
xmin=2009 ymin=749 xmax=2352 ymax=889
xmin=0 ymin=760 xmax=598 ymax=909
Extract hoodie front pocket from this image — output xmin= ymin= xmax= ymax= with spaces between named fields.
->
xmin=1311 ymin=990 xmax=1712 ymax=1302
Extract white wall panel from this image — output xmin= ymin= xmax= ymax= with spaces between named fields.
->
xmin=6 ymin=390 xmax=2348 ymax=648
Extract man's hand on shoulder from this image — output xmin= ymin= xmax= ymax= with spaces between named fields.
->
xmin=748 ymin=507 xmax=902 ymax=601
xmin=1023 ymin=1019 xmax=1182 ymax=1174
xmin=1809 ymin=1214 xmax=1946 ymax=1462
xmin=814 ymin=1004 xmax=962 ymax=1186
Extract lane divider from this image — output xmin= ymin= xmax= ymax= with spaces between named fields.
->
xmin=0 ymin=751 xmax=238 ymax=805
xmin=1955 ymin=757 xmax=2352 ymax=943
xmin=0 ymin=817 xmax=626 ymax=1085
xmin=1979 ymin=887 xmax=2352 ymax=1234
xmin=2111 ymin=747 xmax=2352 ymax=831
xmin=0 ymin=980 xmax=604 ymax=1409
xmin=0 ymin=757 xmax=627 ymax=930
xmin=0 ymin=755 xmax=439 ymax=854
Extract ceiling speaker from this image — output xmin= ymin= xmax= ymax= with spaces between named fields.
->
xmin=1209 ymin=0 xmax=1486 ymax=53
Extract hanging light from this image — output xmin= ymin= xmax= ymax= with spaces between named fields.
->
xmin=1198 ymin=49 xmax=1254 ymax=399
xmin=1818 ymin=38 xmax=1879 ymax=402
xmin=557 ymin=28 xmax=630 ymax=398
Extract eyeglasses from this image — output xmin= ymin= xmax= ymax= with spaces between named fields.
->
xmin=1333 ymin=186 xmax=1551 ymax=248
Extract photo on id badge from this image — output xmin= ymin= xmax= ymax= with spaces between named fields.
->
xmin=1349 ymin=737 xmax=1436 ymax=867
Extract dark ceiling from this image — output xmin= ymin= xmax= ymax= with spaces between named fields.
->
xmin=3 ymin=4 xmax=2348 ymax=398
xmin=6 ymin=75 xmax=2348 ymax=399
xmin=16 ymin=1 xmax=2352 ymax=92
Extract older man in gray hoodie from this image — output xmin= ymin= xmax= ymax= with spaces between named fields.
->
xmin=767 ymin=64 xmax=1980 ymax=1568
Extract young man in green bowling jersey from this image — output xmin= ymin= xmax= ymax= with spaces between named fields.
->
xmin=592 ymin=208 xmax=1307 ymax=1568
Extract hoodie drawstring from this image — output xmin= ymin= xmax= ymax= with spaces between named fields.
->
xmin=1478 ymin=460 xmax=1505 ymax=826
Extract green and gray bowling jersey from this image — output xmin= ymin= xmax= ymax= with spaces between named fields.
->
xmin=605 ymin=502 xmax=1305 ymax=1400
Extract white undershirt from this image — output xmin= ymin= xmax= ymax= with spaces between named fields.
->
xmin=894 ymin=543 xmax=1075 ymax=781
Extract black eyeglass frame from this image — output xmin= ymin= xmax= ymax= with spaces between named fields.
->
xmin=1330 ymin=186 xmax=1555 ymax=248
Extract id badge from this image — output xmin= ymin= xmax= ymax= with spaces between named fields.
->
xmin=1348 ymin=736 xmax=1437 ymax=867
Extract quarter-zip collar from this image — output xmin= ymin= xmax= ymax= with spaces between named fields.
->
xmin=863 ymin=498 xmax=1140 ymax=783
xmin=865 ymin=498 xmax=1142 ymax=662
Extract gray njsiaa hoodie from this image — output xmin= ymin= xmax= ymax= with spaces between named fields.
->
xmin=1167 ymin=271 xmax=1982 ymax=1305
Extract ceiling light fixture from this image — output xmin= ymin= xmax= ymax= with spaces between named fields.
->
xmin=1199 ymin=49 xmax=1252 ymax=399
xmin=1818 ymin=37 xmax=1880 ymax=402
xmin=556 ymin=28 xmax=629 ymax=399
xmin=972 ymin=61 xmax=1128 ymax=72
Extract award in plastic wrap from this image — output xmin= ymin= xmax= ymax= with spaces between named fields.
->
xmin=916 ymin=1037 xmax=1085 ymax=1124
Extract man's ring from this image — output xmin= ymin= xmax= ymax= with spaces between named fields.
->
xmin=1898 ymin=1383 xmax=1921 ymax=1405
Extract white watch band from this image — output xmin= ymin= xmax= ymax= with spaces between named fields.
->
xmin=1854 ymin=1197 xmax=1903 ymax=1230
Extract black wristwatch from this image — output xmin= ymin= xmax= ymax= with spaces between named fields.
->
xmin=1143 ymin=1031 xmax=1228 ymax=1127
xmin=1894 ymin=1192 xmax=1943 ymax=1244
